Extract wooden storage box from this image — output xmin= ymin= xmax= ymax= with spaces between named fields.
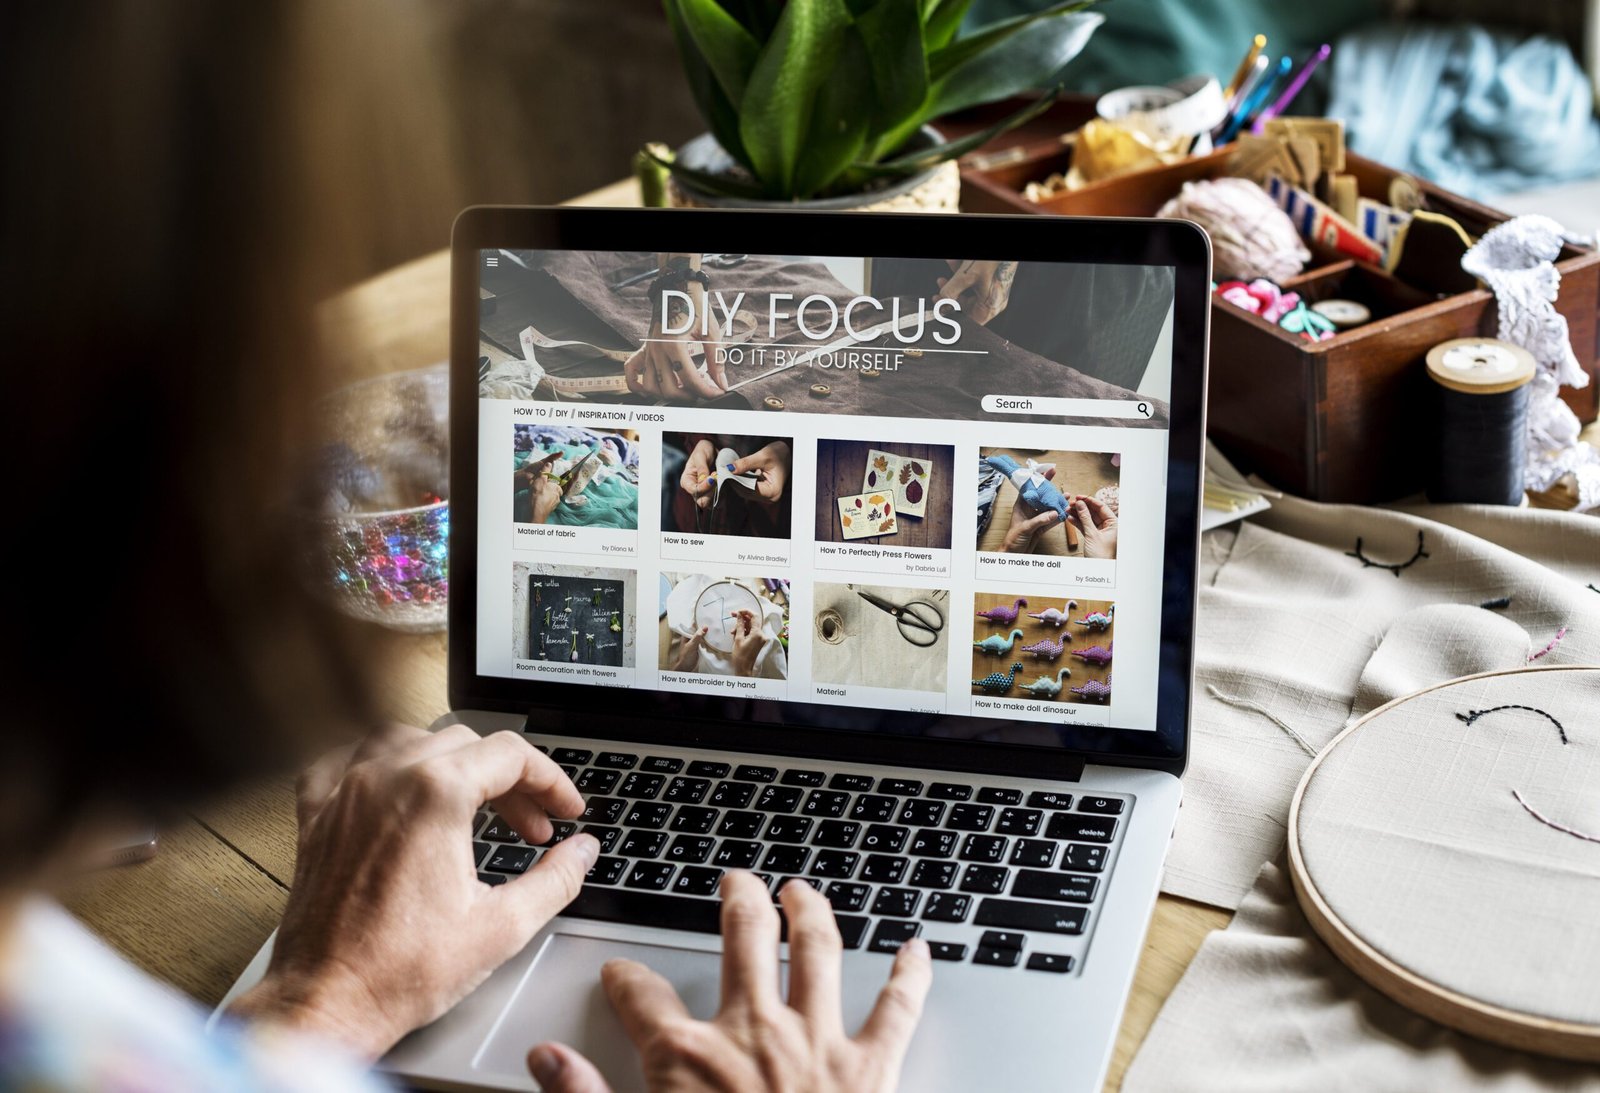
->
xmin=958 ymin=135 xmax=1600 ymax=503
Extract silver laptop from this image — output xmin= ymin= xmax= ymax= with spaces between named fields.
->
xmin=226 ymin=206 xmax=1210 ymax=1091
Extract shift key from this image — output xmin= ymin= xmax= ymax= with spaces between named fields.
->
xmin=974 ymin=898 xmax=1087 ymax=935
xmin=1012 ymin=870 xmax=1098 ymax=903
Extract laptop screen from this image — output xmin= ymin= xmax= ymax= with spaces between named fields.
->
xmin=471 ymin=242 xmax=1185 ymax=750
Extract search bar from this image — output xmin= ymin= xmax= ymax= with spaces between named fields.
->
xmin=982 ymin=395 xmax=1155 ymax=419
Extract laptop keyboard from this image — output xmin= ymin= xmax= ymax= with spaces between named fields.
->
xmin=472 ymin=742 xmax=1129 ymax=974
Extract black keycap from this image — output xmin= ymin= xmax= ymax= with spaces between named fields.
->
xmin=581 ymin=825 xmax=621 ymax=854
xmin=908 ymin=829 xmax=957 ymax=858
xmin=551 ymin=747 xmax=593 ymax=764
xmin=765 ymin=816 xmax=814 ymax=844
xmin=850 ymin=795 xmax=897 ymax=823
xmin=995 ymin=808 xmax=1042 ymax=837
xmin=664 ymin=777 xmax=711 ymax=804
xmin=575 ymin=768 xmax=620 ymax=794
xmin=596 ymin=752 xmax=639 ymax=769
xmin=872 ymin=886 xmax=921 ymax=917
xmin=587 ymin=856 xmax=627 ymax=886
xmin=1027 ymin=953 xmax=1075 ymax=973
xmin=687 ymin=760 xmax=731 ymax=778
xmin=617 ymin=773 xmax=665 ymax=799
xmin=835 ymin=914 xmax=871 ymax=949
xmin=642 ymin=756 xmax=684 ymax=773
xmin=1027 ymin=791 xmax=1074 ymax=810
xmin=959 ymin=834 xmax=1009 ymax=863
xmin=559 ymin=765 xmax=578 ymax=780
xmin=1078 ymin=795 xmax=1125 ymax=815
xmin=734 ymin=764 xmax=778 ymax=783
xmin=960 ymin=864 xmax=1010 ymax=894
xmin=976 ymin=787 xmax=1023 ymax=805
xmin=878 ymin=778 xmax=925 ymax=796
xmin=781 ymin=768 xmax=825 ymax=786
xmin=756 ymin=786 xmax=804 ymax=813
xmin=672 ymin=865 xmax=723 ymax=896
xmin=975 ymin=899 xmax=1088 ymax=935
xmin=770 ymin=876 xmax=823 ymax=904
xmin=973 ymin=945 xmax=1022 ymax=967
xmin=928 ymin=782 xmax=974 ymax=801
xmin=861 ymin=854 xmax=909 ymax=884
xmin=485 ymin=846 xmax=537 ymax=874
xmin=473 ymin=810 xmax=491 ymax=834
xmin=1013 ymin=870 xmax=1098 ymax=903
xmin=829 ymin=773 xmax=875 ymax=792
xmin=580 ymin=797 xmax=626 ymax=825
xmin=624 ymin=802 xmax=672 ymax=829
xmin=709 ymin=781 xmax=757 ymax=808
xmin=1045 ymin=813 xmax=1117 ymax=843
xmin=909 ymin=860 xmax=957 ymax=889
xmin=478 ymin=871 xmax=507 ymax=887
xmin=825 ymin=881 xmax=870 ymax=912
xmin=861 ymin=825 xmax=909 ymax=853
xmin=713 ymin=840 xmax=762 ymax=869
xmin=812 ymin=820 xmax=860 ymax=848
xmin=1011 ymin=839 xmax=1058 ymax=868
xmin=868 ymin=919 xmax=922 ymax=953
xmin=1063 ymin=844 xmax=1108 ymax=873
xmin=530 ymin=744 xmax=549 ymax=753
xmin=929 ymin=942 xmax=968 ymax=961
xmin=625 ymin=862 xmax=675 ymax=890
xmin=565 ymin=887 xmax=856 ymax=951
xmin=669 ymin=806 xmax=719 ymax=835
xmin=945 ymin=804 xmax=995 ymax=832
xmin=899 ymin=800 xmax=946 ymax=827
xmin=717 ymin=810 xmax=763 ymax=838
xmin=666 ymin=835 xmax=716 ymax=863
xmin=980 ymin=929 xmax=1025 ymax=951
xmin=761 ymin=845 xmax=811 ymax=873
xmin=619 ymin=830 xmax=667 ymax=858
xmin=539 ymin=821 xmax=576 ymax=847
xmin=923 ymin=892 xmax=973 ymax=922
xmin=472 ymin=840 xmax=489 ymax=865
xmin=809 ymin=850 xmax=859 ymax=878
xmin=481 ymin=817 xmax=521 ymax=843
xmin=802 ymin=790 xmax=851 ymax=818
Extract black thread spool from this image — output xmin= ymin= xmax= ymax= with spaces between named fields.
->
xmin=1425 ymin=338 xmax=1536 ymax=506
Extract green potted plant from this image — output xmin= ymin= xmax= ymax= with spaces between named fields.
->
xmin=655 ymin=0 xmax=1103 ymax=210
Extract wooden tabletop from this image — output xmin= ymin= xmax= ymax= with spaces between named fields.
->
xmin=57 ymin=175 xmax=1225 ymax=1090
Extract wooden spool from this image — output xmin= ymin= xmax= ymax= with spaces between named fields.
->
xmin=1289 ymin=665 xmax=1600 ymax=1061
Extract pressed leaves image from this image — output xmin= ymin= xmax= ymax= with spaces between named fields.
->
xmin=816 ymin=440 xmax=953 ymax=547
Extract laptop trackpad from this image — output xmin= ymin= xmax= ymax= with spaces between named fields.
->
xmin=474 ymin=933 xmax=724 ymax=1092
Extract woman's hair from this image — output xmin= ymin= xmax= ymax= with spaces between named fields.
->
xmin=0 ymin=2 xmax=457 ymax=882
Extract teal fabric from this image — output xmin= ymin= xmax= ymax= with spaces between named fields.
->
xmin=513 ymin=444 xmax=639 ymax=529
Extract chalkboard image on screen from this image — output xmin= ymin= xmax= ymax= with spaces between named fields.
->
xmin=526 ymin=573 xmax=627 ymax=665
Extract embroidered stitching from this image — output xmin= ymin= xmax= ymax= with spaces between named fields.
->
xmin=1513 ymin=789 xmax=1600 ymax=844
xmin=1529 ymin=626 xmax=1569 ymax=662
xmin=1345 ymin=531 xmax=1429 ymax=577
xmin=1479 ymin=595 xmax=1513 ymax=610
xmin=1455 ymin=704 xmax=1568 ymax=745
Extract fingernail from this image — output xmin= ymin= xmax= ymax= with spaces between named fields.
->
xmin=902 ymin=937 xmax=929 ymax=958
xmin=528 ymin=1045 xmax=563 ymax=1085
xmin=571 ymin=832 xmax=600 ymax=864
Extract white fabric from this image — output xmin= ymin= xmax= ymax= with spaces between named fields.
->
xmin=664 ymin=573 xmax=787 ymax=678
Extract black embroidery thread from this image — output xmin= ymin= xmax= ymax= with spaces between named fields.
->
xmin=1589 ymin=583 xmax=1599 ymax=594
xmin=1346 ymin=531 xmax=1429 ymax=577
xmin=1479 ymin=595 xmax=1513 ymax=610
xmin=1456 ymin=704 xmax=1568 ymax=745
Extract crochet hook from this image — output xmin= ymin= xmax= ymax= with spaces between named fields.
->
xmin=1251 ymin=44 xmax=1331 ymax=133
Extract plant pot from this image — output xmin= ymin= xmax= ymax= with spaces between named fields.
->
xmin=666 ymin=125 xmax=960 ymax=213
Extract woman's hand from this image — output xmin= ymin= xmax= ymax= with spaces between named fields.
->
xmin=528 ymin=874 xmax=932 ymax=1093
xmin=515 ymin=451 xmax=565 ymax=524
xmin=625 ymin=275 xmax=725 ymax=401
xmin=679 ymin=440 xmax=718 ymax=510
xmin=936 ymin=260 xmax=1016 ymax=325
xmin=673 ymin=626 xmax=710 ymax=672
xmin=731 ymin=441 xmax=790 ymax=505
xmin=727 ymin=610 xmax=767 ymax=678
xmin=1002 ymin=465 xmax=1061 ymax=554
xmin=1068 ymin=494 xmax=1118 ymax=559
xmin=227 ymin=724 xmax=598 ymax=1060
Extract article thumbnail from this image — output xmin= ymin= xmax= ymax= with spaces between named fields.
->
xmin=512 ymin=424 xmax=640 ymax=529
xmin=814 ymin=441 xmax=955 ymax=549
xmin=970 ymin=594 xmax=1114 ymax=703
xmin=659 ymin=572 xmax=790 ymax=680
xmin=513 ymin=562 xmax=636 ymax=666
xmin=812 ymin=583 xmax=949 ymax=691
xmin=976 ymin=448 xmax=1120 ymax=558
xmin=662 ymin=432 xmax=793 ymax=539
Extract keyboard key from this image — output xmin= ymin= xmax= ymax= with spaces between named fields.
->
xmin=1027 ymin=791 xmax=1074 ymax=811
xmin=1027 ymin=953 xmax=1075 ymax=973
xmin=478 ymin=871 xmax=507 ymax=886
xmin=960 ymin=865 xmax=1010 ymax=894
xmin=596 ymin=752 xmax=639 ymax=769
xmin=473 ymin=810 xmax=491 ymax=834
xmin=973 ymin=945 xmax=1021 ymax=967
xmin=829 ymin=773 xmax=875 ymax=792
xmin=625 ymin=862 xmax=675 ymax=890
xmin=580 ymin=825 xmax=621 ymax=853
xmin=665 ymin=835 xmax=716 ymax=863
xmin=713 ymin=840 xmax=762 ymax=869
xmin=923 ymin=892 xmax=973 ymax=922
xmin=642 ymin=756 xmax=684 ymax=773
xmin=687 ymin=760 xmax=731 ymax=778
xmin=539 ymin=821 xmax=576 ymax=847
xmin=575 ymin=768 xmax=620 ymax=794
xmin=959 ymin=834 xmax=1008 ymax=863
xmin=672 ymin=865 xmax=723 ymax=896
xmin=709 ymin=781 xmax=757 ymax=809
xmin=481 ymin=817 xmax=521 ymax=843
xmin=485 ymin=846 xmax=537 ymax=874
xmin=809 ymin=850 xmax=859 ymax=879
xmin=812 ymin=820 xmax=860 ymax=848
xmin=619 ymin=830 xmax=667 ymax=858
xmin=562 ymin=888 xmax=721 ymax=932
xmin=824 ymin=881 xmax=870 ymax=912
xmin=974 ymin=899 xmax=1087 ymax=935
xmin=835 ymin=914 xmax=871 ymax=949
xmin=771 ymin=876 xmax=822 ymax=902
xmin=868 ymin=920 xmax=922 ymax=953
xmin=908 ymin=830 xmax=957 ymax=858
xmin=756 ymin=786 xmax=804 ymax=813
xmin=860 ymin=825 xmax=908 ymax=853
xmin=929 ymin=942 xmax=968 ymax=961
xmin=871 ymin=887 xmax=921 ymax=917
xmin=765 ymin=816 xmax=813 ymax=844
xmin=1013 ymin=870 xmax=1098 ymax=903
xmin=781 ymin=769 xmax=825 ymax=786
xmin=1011 ymin=839 xmax=1058 ymax=868
xmin=910 ymin=860 xmax=957 ymax=889
xmin=980 ymin=929 xmax=1025 ymax=951
xmin=551 ymin=747 xmax=593 ymax=764
xmin=669 ymin=806 xmax=719 ymax=835
xmin=587 ymin=856 xmax=627 ymax=886
xmin=734 ymin=764 xmax=777 ymax=783
xmin=580 ymin=797 xmax=626 ymax=825
xmin=945 ymin=804 xmax=995 ymax=832
xmin=761 ymin=845 xmax=811 ymax=874
xmin=472 ymin=841 xmax=489 ymax=866
xmin=860 ymin=854 xmax=908 ymax=884
xmin=559 ymin=765 xmax=578 ymax=780
xmin=977 ymin=787 xmax=1023 ymax=805
xmin=850 ymin=795 xmax=897 ymax=823
xmin=802 ymin=790 xmax=851 ymax=818
xmin=1063 ymin=844 xmax=1107 ymax=873
xmin=663 ymin=777 xmax=711 ymax=804
xmin=717 ymin=810 xmax=763 ymax=839
xmin=995 ymin=808 xmax=1042 ymax=837
xmin=878 ymin=778 xmax=925 ymax=796
xmin=617 ymin=773 xmax=665 ymax=799
xmin=899 ymin=800 xmax=946 ymax=827
xmin=531 ymin=744 xmax=549 ymax=753
xmin=1045 ymin=814 xmax=1117 ymax=843
xmin=928 ymin=782 xmax=974 ymax=801
xmin=624 ymin=802 xmax=672 ymax=829
xmin=1078 ymin=796 xmax=1125 ymax=815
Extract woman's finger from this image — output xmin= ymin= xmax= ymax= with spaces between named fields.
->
xmin=780 ymin=880 xmax=843 ymax=1032
xmin=624 ymin=348 xmax=653 ymax=396
xmin=676 ymin=343 xmax=723 ymax=400
xmin=856 ymin=937 xmax=932 ymax=1059
xmin=702 ymin=338 xmax=728 ymax=390
xmin=601 ymin=958 xmax=693 ymax=1047
xmin=422 ymin=730 xmax=585 ymax=819
xmin=717 ymin=871 xmax=782 ymax=1012
xmin=527 ymin=1042 xmax=615 ymax=1093
xmin=492 ymin=832 xmax=599 ymax=938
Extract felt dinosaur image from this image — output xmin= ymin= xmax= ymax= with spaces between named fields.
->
xmin=973 ymin=628 xmax=1024 ymax=656
xmin=1018 ymin=667 xmax=1072 ymax=698
xmin=985 ymin=453 xmax=1069 ymax=522
xmin=1020 ymin=636 xmax=1067 ymax=660
xmin=1071 ymin=675 xmax=1112 ymax=701
xmin=972 ymin=662 xmax=1024 ymax=693
xmin=1076 ymin=606 xmax=1114 ymax=631
xmin=1072 ymin=641 xmax=1113 ymax=667
xmin=1026 ymin=600 xmax=1078 ymax=627
xmin=976 ymin=597 xmax=1028 ymax=624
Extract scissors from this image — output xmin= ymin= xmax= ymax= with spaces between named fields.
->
xmin=856 ymin=590 xmax=945 ymax=647
xmin=609 ymin=253 xmax=750 ymax=292
xmin=517 ymin=447 xmax=599 ymax=499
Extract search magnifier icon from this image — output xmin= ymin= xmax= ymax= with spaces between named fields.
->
xmin=1135 ymin=402 xmax=1151 ymax=418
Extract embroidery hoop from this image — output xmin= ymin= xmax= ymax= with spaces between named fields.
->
xmin=690 ymin=579 xmax=764 ymax=656
xmin=1288 ymin=665 xmax=1600 ymax=1061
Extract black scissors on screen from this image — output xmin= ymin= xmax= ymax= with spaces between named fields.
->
xmin=856 ymin=590 xmax=945 ymax=647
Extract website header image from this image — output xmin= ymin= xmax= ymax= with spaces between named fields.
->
xmin=477 ymin=249 xmax=1172 ymax=427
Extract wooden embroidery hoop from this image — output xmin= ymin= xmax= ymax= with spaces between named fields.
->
xmin=1288 ymin=664 xmax=1600 ymax=1062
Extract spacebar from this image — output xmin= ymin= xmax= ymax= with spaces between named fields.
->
xmin=565 ymin=888 xmax=723 ymax=933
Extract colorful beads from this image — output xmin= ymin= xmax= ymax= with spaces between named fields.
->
xmin=324 ymin=501 xmax=449 ymax=632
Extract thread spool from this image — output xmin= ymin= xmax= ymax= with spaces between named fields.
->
xmin=1425 ymin=338 xmax=1536 ymax=505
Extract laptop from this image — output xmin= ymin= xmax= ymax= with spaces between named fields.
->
xmin=226 ymin=206 xmax=1210 ymax=1091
